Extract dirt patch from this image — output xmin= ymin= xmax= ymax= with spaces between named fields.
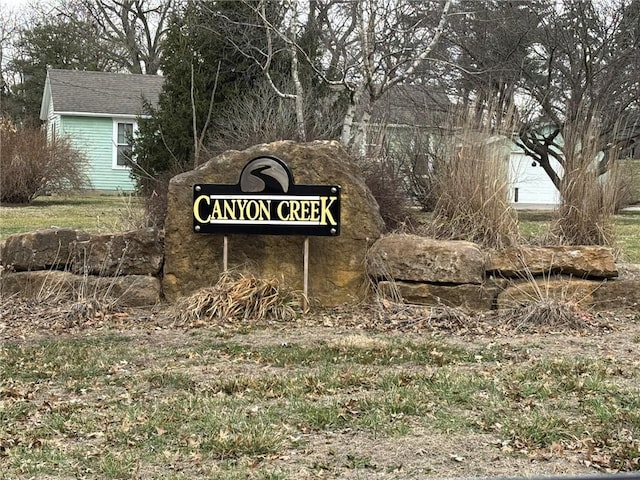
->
xmin=271 ymin=429 xmax=596 ymax=479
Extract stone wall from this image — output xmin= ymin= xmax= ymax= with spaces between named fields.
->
xmin=0 ymin=228 xmax=163 ymax=307
xmin=368 ymin=234 xmax=640 ymax=312
xmin=2 ymin=228 xmax=638 ymax=313
xmin=7 ymin=140 xmax=631 ymax=313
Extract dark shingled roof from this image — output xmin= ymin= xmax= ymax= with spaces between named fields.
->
xmin=369 ymin=84 xmax=450 ymax=127
xmin=46 ymin=69 xmax=164 ymax=116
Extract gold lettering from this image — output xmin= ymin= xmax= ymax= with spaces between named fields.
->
xmin=211 ymin=199 xmax=223 ymax=220
xmin=246 ymin=200 xmax=259 ymax=221
xmin=289 ymin=200 xmax=300 ymax=221
xmin=320 ymin=197 xmax=337 ymax=225
xmin=196 ymin=194 xmax=337 ymax=227
xmin=223 ymin=199 xmax=236 ymax=220
xmin=309 ymin=200 xmax=320 ymax=222
xmin=236 ymin=199 xmax=247 ymax=220
xmin=299 ymin=200 xmax=311 ymax=220
xmin=259 ymin=200 xmax=270 ymax=220
xmin=193 ymin=195 xmax=211 ymax=223
xmin=277 ymin=200 xmax=290 ymax=220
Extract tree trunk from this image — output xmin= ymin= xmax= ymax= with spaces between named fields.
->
xmin=351 ymin=109 xmax=371 ymax=155
xmin=289 ymin=24 xmax=306 ymax=142
xmin=340 ymin=87 xmax=363 ymax=147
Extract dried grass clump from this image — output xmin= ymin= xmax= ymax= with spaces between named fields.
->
xmin=426 ymin=304 xmax=474 ymax=328
xmin=370 ymin=297 xmax=474 ymax=332
xmin=0 ymin=296 xmax=112 ymax=331
xmin=175 ymin=272 xmax=302 ymax=326
xmin=64 ymin=298 xmax=112 ymax=325
xmin=551 ymin=116 xmax=619 ymax=246
xmin=502 ymin=299 xmax=589 ymax=333
xmin=425 ymin=106 xmax=519 ymax=249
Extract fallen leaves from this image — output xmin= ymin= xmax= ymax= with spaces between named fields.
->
xmin=0 ymin=297 xmax=165 ymax=341
xmin=1 ymin=296 xmax=639 ymax=478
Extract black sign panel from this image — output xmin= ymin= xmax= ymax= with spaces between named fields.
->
xmin=193 ymin=156 xmax=341 ymax=236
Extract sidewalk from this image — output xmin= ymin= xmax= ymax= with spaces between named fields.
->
xmin=512 ymin=203 xmax=640 ymax=212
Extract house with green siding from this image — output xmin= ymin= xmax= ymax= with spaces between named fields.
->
xmin=39 ymin=69 xmax=163 ymax=192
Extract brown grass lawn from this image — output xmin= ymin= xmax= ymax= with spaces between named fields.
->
xmin=0 ymin=300 xmax=638 ymax=479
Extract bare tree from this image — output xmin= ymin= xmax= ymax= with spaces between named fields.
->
xmin=254 ymin=0 xmax=308 ymax=141
xmin=442 ymin=0 xmax=542 ymax=128
xmin=59 ymin=0 xmax=174 ymax=75
xmin=322 ymin=0 xmax=452 ymax=149
xmin=210 ymin=0 xmax=310 ymax=141
xmin=216 ymin=0 xmax=451 ymax=149
xmin=0 ymin=6 xmax=20 ymax=100
xmin=516 ymin=0 xmax=640 ymax=190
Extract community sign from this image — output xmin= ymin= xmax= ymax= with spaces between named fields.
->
xmin=193 ymin=156 xmax=341 ymax=236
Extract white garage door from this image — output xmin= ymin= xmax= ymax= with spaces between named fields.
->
xmin=508 ymin=153 xmax=560 ymax=205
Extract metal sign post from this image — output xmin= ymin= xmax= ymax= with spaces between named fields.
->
xmin=303 ymin=237 xmax=310 ymax=311
xmin=223 ymin=236 xmax=228 ymax=272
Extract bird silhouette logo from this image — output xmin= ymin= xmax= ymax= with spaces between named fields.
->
xmin=239 ymin=156 xmax=292 ymax=194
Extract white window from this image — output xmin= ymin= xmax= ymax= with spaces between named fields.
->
xmin=113 ymin=120 xmax=136 ymax=169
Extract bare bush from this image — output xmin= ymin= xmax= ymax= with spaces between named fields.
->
xmin=133 ymin=165 xmax=188 ymax=230
xmin=358 ymin=128 xmax=417 ymax=232
xmin=0 ymin=121 xmax=89 ymax=204
xmin=403 ymin=129 xmax=446 ymax=212
xmin=362 ymin=159 xmax=416 ymax=232
xmin=608 ymin=159 xmax=638 ymax=213
xmin=208 ymin=80 xmax=343 ymax=155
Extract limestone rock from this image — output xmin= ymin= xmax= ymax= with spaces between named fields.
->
xmin=367 ymin=234 xmax=485 ymax=284
xmin=0 ymin=228 xmax=89 ymax=271
xmin=0 ymin=270 xmax=77 ymax=298
xmin=487 ymin=245 xmax=617 ymax=279
xmin=377 ymin=280 xmax=498 ymax=311
xmin=496 ymin=277 xmax=602 ymax=310
xmin=0 ymin=270 xmax=161 ymax=307
xmin=71 ymin=228 xmax=163 ymax=276
xmin=592 ymin=279 xmax=640 ymax=311
xmin=163 ymin=140 xmax=384 ymax=305
xmin=84 ymin=275 xmax=161 ymax=307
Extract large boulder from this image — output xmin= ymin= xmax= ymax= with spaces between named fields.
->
xmin=487 ymin=245 xmax=617 ymax=279
xmin=71 ymin=228 xmax=163 ymax=276
xmin=0 ymin=228 xmax=163 ymax=277
xmin=0 ymin=270 xmax=161 ymax=307
xmin=0 ymin=228 xmax=89 ymax=271
xmin=163 ymin=140 xmax=385 ymax=306
xmin=367 ymin=234 xmax=485 ymax=284
xmin=496 ymin=277 xmax=601 ymax=310
xmin=89 ymin=275 xmax=162 ymax=307
xmin=377 ymin=280 xmax=499 ymax=311
xmin=592 ymin=279 xmax=640 ymax=311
